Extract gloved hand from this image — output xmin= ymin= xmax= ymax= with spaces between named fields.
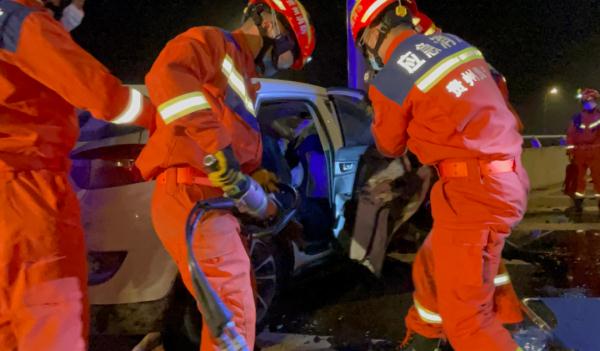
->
xmin=251 ymin=168 xmax=280 ymax=193
xmin=207 ymin=146 xmax=246 ymax=195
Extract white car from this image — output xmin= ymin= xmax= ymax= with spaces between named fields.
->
xmin=71 ymin=79 xmax=433 ymax=345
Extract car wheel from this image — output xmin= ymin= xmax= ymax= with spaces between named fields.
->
xmin=161 ymin=277 xmax=202 ymax=351
xmin=250 ymin=234 xmax=290 ymax=331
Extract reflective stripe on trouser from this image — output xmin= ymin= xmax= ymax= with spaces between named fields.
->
xmin=151 ymin=175 xmax=255 ymax=351
xmin=572 ymin=148 xmax=600 ymax=195
xmin=494 ymin=262 xmax=524 ymax=325
xmin=412 ymin=263 xmax=522 ymax=326
xmin=0 ymin=170 xmax=88 ymax=351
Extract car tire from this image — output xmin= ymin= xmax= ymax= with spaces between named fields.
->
xmin=161 ymin=276 xmax=202 ymax=351
xmin=250 ymin=234 xmax=291 ymax=332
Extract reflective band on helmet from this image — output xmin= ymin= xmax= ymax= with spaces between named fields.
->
xmin=112 ymin=88 xmax=144 ymax=124
xmin=271 ymin=0 xmax=286 ymax=11
xmin=414 ymin=299 xmax=442 ymax=324
xmin=361 ymin=0 xmax=389 ymax=23
xmin=222 ymin=55 xmax=256 ymax=117
xmin=158 ymin=91 xmax=211 ymax=124
xmin=494 ymin=273 xmax=511 ymax=287
xmin=416 ymin=47 xmax=483 ymax=93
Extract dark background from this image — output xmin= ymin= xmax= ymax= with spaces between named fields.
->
xmin=71 ymin=0 xmax=600 ymax=134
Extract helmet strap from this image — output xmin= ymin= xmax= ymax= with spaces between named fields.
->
xmin=364 ymin=3 xmax=412 ymax=69
xmin=246 ymin=3 xmax=277 ymax=72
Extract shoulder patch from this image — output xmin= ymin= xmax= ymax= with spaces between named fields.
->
xmin=0 ymin=0 xmax=36 ymax=53
xmin=372 ymin=33 xmax=482 ymax=105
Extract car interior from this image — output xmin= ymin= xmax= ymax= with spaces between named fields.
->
xmin=258 ymin=101 xmax=334 ymax=249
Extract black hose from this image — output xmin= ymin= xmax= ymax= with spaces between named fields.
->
xmin=185 ymin=198 xmax=248 ymax=350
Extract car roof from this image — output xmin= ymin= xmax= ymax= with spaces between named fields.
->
xmin=255 ymin=78 xmax=328 ymax=98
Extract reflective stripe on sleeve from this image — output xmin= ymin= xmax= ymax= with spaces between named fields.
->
xmin=112 ymin=88 xmax=144 ymax=124
xmin=158 ymin=91 xmax=211 ymax=124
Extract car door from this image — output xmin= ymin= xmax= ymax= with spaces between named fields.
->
xmin=325 ymin=88 xmax=373 ymax=238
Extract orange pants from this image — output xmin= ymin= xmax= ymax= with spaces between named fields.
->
xmin=151 ymin=169 xmax=256 ymax=351
xmin=571 ymin=148 xmax=600 ymax=196
xmin=406 ymin=170 xmax=527 ymax=351
xmin=0 ymin=170 xmax=88 ymax=351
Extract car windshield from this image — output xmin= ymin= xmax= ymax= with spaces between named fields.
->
xmin=330 ymin=94 xmax=373 ymax=147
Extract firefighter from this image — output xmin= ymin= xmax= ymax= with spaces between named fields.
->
xmin=0 ymin=0 xmax=156 ymax=350
xmin=350 ymin=1 xmax=528 ymax=350
xmin=565 ymin=88 xmax=600 ymax=212
xmin=404 ymin=0 xmax=525 ymax=133
xmin=134 ymin=1 xmax=315 ymax=349
xmin=402 ymin=0 xmax=526 ymax=328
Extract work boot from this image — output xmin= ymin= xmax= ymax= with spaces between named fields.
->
xmin=566 ymin=198 xmax=583 ymax=214
xmin=399 ymin=331 xmax=445 ymax=351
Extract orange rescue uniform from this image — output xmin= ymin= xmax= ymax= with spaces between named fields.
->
xmin=565 ymin=109 xmax=600 ymax=197
xmin=369 ymin=31 xmax=528 ymax=351
xmin=136 ymin=27 xmax=261 ymax=350
xmin=0 ymin=1 xmax=155 ymax=350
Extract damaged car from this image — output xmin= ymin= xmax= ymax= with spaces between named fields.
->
xmin=71 ymin=79 xmax=433 ymax=347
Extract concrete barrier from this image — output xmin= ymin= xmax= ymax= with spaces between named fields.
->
xmin=522 ymin=146 xmax=568 ymax=190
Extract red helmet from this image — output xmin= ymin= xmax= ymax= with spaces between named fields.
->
xmin=581 ymin=88 xmax=600 ymax=102
xmin=248 ymin=0 xmax=316 ymax=70
xmin=402 ymin=0 xmax=440 ymax=35
xmin=350 ymin=0 xmax=405 ymax=42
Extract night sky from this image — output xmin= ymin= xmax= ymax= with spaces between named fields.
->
xmin=72 ymin=0 xmax=600 ymax=134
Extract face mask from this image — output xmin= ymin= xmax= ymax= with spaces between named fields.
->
xmin=583 ymin=101 xmax=597 ymax=111
xmin=60 ymin=3 xmax=85 ymax=32
xmin=254 ymin=45 xmax=280 ymax=77
xmin=367 ymin=53 xmax=384 ymax=71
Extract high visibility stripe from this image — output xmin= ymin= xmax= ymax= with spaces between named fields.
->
xmin=414 ymin=299 xmax=442 ymax=324
xmin=594 ymin=193 xmax=600 ymax=198
xmin=579 ymin=124 xmax=588 ymax=130
xmin=158 ymin=92 xmax=211 ymax=124
xmin=494 ymin=273 xmax=511 ymax=287
xmin=271 ymin=0 xmax=286 ymax=11
xmin=361 ymin=0 xmax=389 ymax=23
xmin=566 ymin=145 xmax=576 ymax=150
xmin=221 ymin=55 xmax=256 ymax=117
xmin=112 ymin=88 xmax=144 ymax=124
xmin=575 ymin=192 xmax=585 ymax=198
xmin=416 ymin=47 xmax=483 ymax=92
xmin=589 ymin=119 xmax=600 ymax=129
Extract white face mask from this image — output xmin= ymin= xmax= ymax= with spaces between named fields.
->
xmin=60 ymin=3 xmax=85 ymax=32
xmin=367 ymin=53 xmax=384 ymax=71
